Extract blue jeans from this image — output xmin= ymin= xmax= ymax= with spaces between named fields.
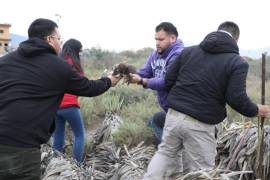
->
xmin=53 ymin=107 xmax=85 ymax=162
xmin=148 ymin=111 xmax=166 ymax=144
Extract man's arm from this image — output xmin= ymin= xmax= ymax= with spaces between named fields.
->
xmin=65 ymin=68 xmax=120 ymax=97
xmin=137 ymin=53 xmax=155 ymax=78
xmin=134 ymin=53 xmax=182 ymax=91
xmin=145 ymin=53 xmax=182 ymax=91
xmin=127 ymin=52 xmax=154 ymax=87
xmin=225 ymin=61 xmax=259 ymax=117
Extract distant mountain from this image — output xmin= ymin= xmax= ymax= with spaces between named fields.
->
xmin=184 ymin=41 xmax=269 ymax=59
xmin=10 ymin=33 xmax=26 ymax=47
xmin=240 ymin=47 xmax=270 ymax=59
xmin=7 ymin=34 xmax=270 ymax=59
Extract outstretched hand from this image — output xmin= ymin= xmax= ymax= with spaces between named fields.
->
xmin=108 ymin=73 xmax=122 ymax=87
xmin=124 ymin=73 xmax=142 ymax=84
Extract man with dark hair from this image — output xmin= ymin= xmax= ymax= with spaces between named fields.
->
xmin=155 ymin=22 xmax=178 ymax=38
xmin=0 ymin=18 xmax=120 ymax=179
xmin=128 ymin=22 xmax=184 ymax=145
xmin=143 ymin=21 xmax=269 ymax=179
xmin=218 ymin=21 xmax=240 ymax=39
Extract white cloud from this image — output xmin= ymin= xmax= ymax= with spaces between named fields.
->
xmin=1 ymin=0 xmax=269 ymax=50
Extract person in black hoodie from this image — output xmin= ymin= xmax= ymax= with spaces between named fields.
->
xmin=0 ymin=18 xmax=120 ymax=180
xmin=143 ymin=21 xmax=269 ymax=179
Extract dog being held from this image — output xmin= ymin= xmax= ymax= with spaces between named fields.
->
xmin=112 ymin=62 xmax=137 ymax=84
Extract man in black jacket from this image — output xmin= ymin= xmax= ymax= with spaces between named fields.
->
xmin=0 ymin=18 xmax=120 ymax=180
xmin=143 ymin=21 xmax=269 ymax=179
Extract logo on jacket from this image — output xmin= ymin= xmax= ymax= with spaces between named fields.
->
xmin=151 ymin=58 xmax=166 ymax=78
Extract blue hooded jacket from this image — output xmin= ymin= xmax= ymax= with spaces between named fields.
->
xmin=138 ymin=39 xmax=184 ymax=111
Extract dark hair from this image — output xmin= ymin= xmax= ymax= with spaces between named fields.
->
xmin=28 ymin=18 xmax=58 ymax=39
xmin=218 ymin=21 xmax=240 ymax=40
xmin=155 ymin=22 xmax=178 ymax=38
xmin=61 ymin=39 xmax=83 ymax=73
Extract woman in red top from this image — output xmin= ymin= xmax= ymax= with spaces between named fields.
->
xmin=53 ymin=39 xmax=85 ymax=162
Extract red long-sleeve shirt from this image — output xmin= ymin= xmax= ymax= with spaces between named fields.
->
xmin=60 ymin=56 xmax=84 ymax=108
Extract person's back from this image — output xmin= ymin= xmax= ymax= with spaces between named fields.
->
xmin=0 ymin=40 xmax=71 ymax=147
xmin=166 ymin=30 xmax=257 ymax=124
xmin=144 ymin=21 xmax=269 ymax=179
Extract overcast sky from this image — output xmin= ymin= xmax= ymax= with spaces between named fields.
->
xmin=1 ymin=0 xmax=269 ymax=51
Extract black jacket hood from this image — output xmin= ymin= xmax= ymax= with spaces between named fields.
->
xmin=199 ymin=31 xmax=239 ymax=54
xmin=18 ymin=37 xmax=57 ymax=57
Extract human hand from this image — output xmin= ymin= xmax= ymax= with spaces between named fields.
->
xmin=257 ymin=104 xmax=270 ymax=118
xmin=124 ymin=73 xmax=142 ymax=84
xmin=108 ymin=74 xmax=122 ymax=87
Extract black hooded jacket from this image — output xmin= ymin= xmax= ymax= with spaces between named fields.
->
xmin=165 ymin=31 xmax=258 ymax=124
xmin=0 ymin=38 xmax=111 ymax=148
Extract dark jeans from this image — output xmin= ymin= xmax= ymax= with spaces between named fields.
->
xmin=0 ymin=144 xmax=41 ymax=180
xmin=148 ymin=111 xmax=166 ymax=144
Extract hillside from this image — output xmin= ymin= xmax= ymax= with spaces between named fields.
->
xmin=10 ymin=33 xmax=26 ymax=46
xmin=240 ymin=46 xmax=270 ymax=59
xmin=8 ymin=33 xmax=269 ymax=59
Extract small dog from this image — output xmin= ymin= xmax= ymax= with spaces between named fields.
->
xmin=112 ymin=62 xmax=137 ymax=84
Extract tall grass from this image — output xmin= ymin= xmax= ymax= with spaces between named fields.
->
xmin=113 ymin=90 xmax=159 ymax=146
xmin=79 ymin=84 xmax=160 ymax=149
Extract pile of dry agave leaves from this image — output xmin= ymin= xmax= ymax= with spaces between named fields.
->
xmin=41 ymin=113 xmax=270 ymax=180
xmin=174 ymin=121 xmax=270 ymax=180
xmin=41 ymin=112 xmax=155 ymax=180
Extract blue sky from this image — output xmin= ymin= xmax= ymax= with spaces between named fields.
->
xmin=1 ymin=0 xmax=269 ymax=51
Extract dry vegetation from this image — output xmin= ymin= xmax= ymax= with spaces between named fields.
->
xmin=47 ymin=48 xmax=270 ymax=179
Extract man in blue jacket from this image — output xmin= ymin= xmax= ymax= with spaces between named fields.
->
xmin=129 ymin=22 xmax=184 ymax=145
xmin=143 ymin=21 xmax=269 ymax=179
